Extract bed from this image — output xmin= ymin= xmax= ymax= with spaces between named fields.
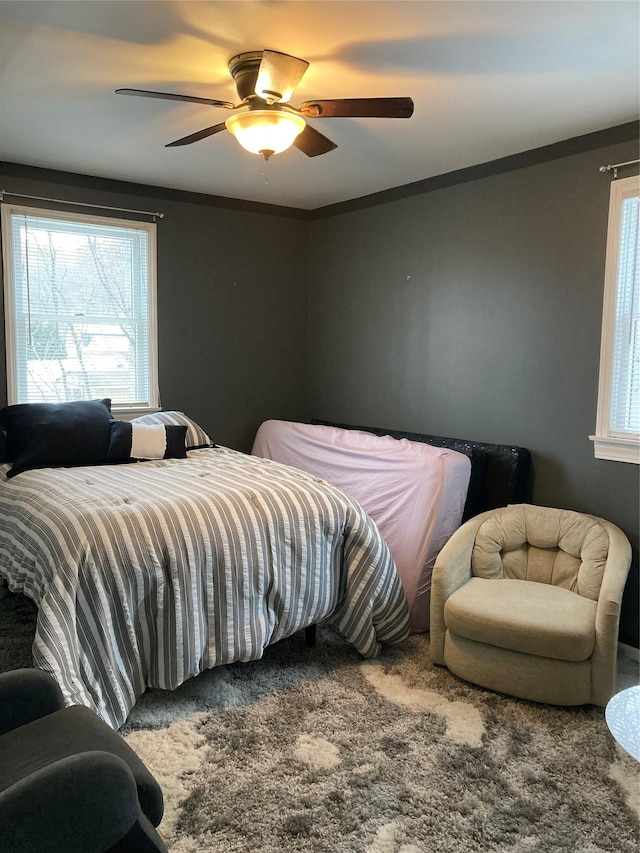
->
xmin=253 ymin=418 xmax=533 ymax=633
xmin=0 ymin=404 xmax=410 ymax=729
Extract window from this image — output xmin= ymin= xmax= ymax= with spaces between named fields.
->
xmin=2 ymin=205 xmax=158 ymax=414
xmin=591 ymin=175 xmax=640 ymax=463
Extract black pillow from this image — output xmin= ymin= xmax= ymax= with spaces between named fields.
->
xmin=106 ymin=420 xmax=187 ymax=463
xmin=0 ymin=399 xmax=112 ymax=479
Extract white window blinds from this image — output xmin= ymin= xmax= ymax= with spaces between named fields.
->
xmin=609 ymin=193 xmax=639 ymax=434
xmin=592 ymin=174 xmax=640 ymax=463
xmin=2 ymin=205 xmax=158 ymax=410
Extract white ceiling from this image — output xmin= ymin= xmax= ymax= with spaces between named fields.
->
xmin=0 ymin=0 xmax=638 ymax=210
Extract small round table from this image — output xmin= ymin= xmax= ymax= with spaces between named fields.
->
xmin=605 ymin=685 xmax=640 ymax=761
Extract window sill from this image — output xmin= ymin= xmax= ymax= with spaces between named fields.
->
xmin=111 ymin=407 xmax=162 ymax=421
xmin=590 ymin=435 xmax=640 ymax=464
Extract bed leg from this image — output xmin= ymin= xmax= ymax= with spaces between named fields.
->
xmin=305 ymin=625 xmax=317 ymax=647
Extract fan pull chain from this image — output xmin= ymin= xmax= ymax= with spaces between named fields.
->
xmin=260 ymin=153 xmax=269 ymax=185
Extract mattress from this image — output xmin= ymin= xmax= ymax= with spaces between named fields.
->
xmin=252 ymin=420 xmax=471 ymax=632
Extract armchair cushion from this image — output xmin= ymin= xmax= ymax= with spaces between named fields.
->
xmin=444 ymin=577 xmax=597 ymax=661
xmin=471 ymin=504 xmax=609 ymax=600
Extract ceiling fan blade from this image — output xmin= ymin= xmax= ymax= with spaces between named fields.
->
xmin=116 ymin=88 xmax=235 ymax=109
xmin=293 ymin=124 xmax=338 ymax=158
xmin=299 ymin=97 xmax=414 ymax=119
xmin=165 ymin=122 xmax=228 ymax=147
xmin=255 ymin=50 xmax=309 ymax=103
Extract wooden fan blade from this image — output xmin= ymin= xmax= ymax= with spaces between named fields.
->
xmin=165 ymin=122 xmax=228 ymax=147
xmin=293 ymin=124 xmax=338 ymax=157
xmin=255 ymin=50 xmax=309 ymax=103
xmin=116 ymin=88 xmax=235 ymax=109
xmin=299 ymin=97 xmax=414 ymax=118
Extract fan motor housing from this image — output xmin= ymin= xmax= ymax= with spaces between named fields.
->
xmin=228 ymin=52 xmax=263 ymax=102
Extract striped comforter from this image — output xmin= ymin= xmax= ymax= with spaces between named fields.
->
xmin=0 ymin=447 xmax=409 ymax=728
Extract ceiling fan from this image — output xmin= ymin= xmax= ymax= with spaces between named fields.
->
xmin=116 ymin=49 xmax=414 ymax=160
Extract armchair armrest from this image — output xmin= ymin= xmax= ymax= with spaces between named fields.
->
xmin=0 ymin=669 xmax=65 ymax=736
xmin=0 ymin=750 xmax=167 ymax=853
xmin=430 ymin=510 xmax=495 ymax=664
xmin=592 ymin=520 xmax=633 ymax=706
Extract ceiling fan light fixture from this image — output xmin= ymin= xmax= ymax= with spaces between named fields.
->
xmin=225 ymin=110 xmax=306 ymax=159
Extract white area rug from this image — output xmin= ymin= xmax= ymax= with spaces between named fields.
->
xmin=1 ymin=589 xmax=638 ymax=852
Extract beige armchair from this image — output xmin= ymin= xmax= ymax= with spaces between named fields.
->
xmin=430 ymin=504 xmax=632 ymax=706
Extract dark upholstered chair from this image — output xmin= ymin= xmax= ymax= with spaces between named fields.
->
xmin=0 ymin=669 xmax=167 ymax=853
xmin=430 ymin=504 xmax=632 ymax=706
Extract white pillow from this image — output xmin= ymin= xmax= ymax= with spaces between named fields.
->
xmin=131 ymin=411 xmax=213 ymax=450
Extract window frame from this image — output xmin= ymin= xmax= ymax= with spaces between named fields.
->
xmin=591 ymin=174 xmax=640 ymax=464
xmin=1 ymin=203 xmax=160 ymax=416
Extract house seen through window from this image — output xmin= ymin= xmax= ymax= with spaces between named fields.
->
xmin=2 ymin=205 xmax=158 ymax=413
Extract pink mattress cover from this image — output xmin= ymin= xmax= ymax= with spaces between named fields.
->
xmin=251 ymin=420 xmax=471 ymax=632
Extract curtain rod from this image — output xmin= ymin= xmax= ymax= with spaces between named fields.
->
xmin=599 ymin=159 xmax=640 ymax=179
xmin=0 ymin=190 xmax=164 ymax=220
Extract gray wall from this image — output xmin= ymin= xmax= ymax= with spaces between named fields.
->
xmin=0 ymin=167 xmax=310 ymax=451
xmin=307 ymin=138 xmax=639 ymax=646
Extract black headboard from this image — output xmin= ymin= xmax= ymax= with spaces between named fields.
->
xmin=311 ymin=419 xmax=533 ymax=522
